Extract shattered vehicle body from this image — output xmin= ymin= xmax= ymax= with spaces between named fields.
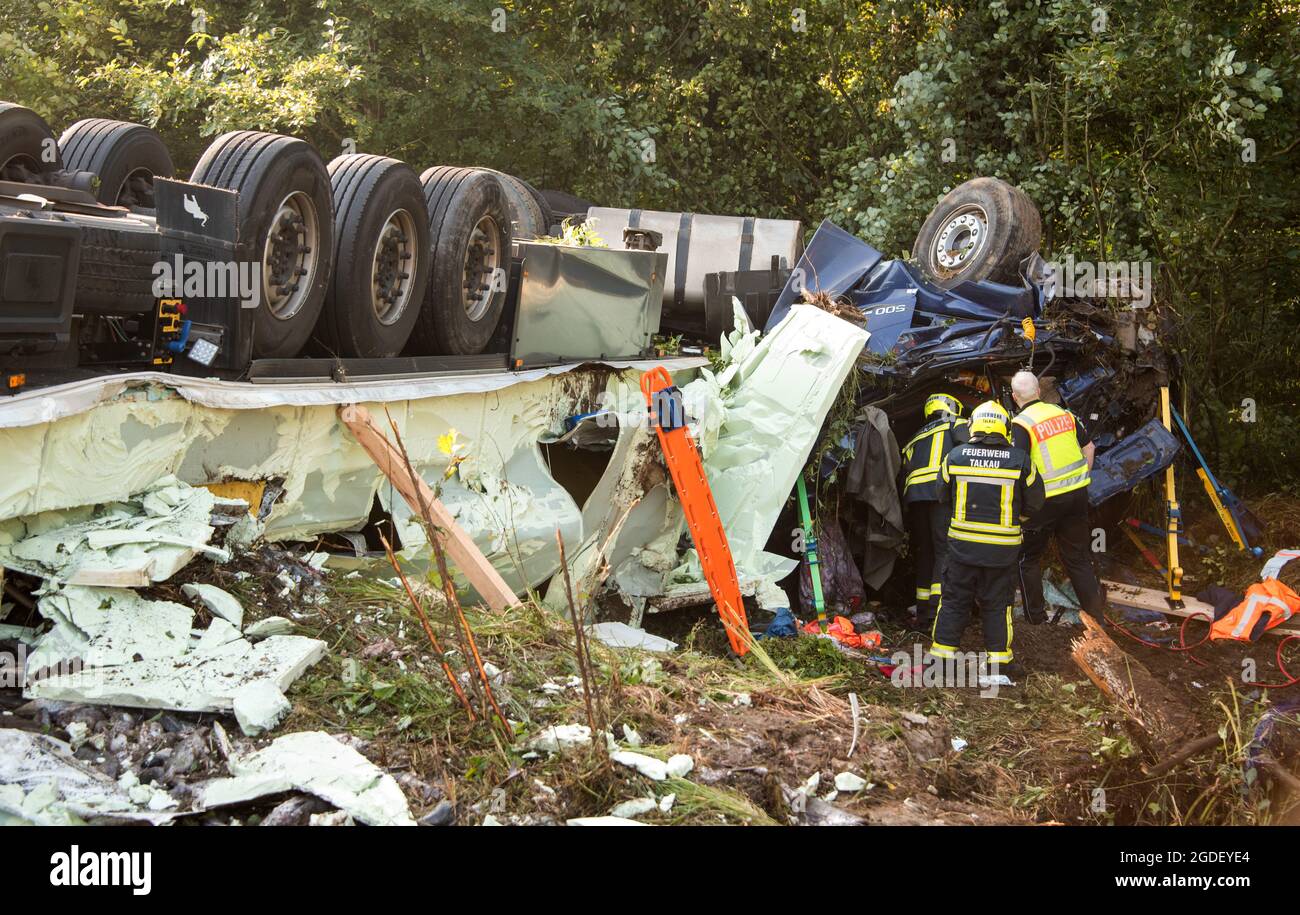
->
xmin=764 ymin=218 xmax=1175 ymax=508
xmin=0 ymin=358 xmax=702 ymax=596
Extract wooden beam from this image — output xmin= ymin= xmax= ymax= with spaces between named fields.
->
xmin=1104 ymin=579 xmax=1300 ymax=639
xmin=338 ymin=404 xmax=521 ymax=611
xmin=1070 ymin=613 xmax=1196 ymax=758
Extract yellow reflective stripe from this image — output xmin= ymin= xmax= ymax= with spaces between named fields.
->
xmin=916 ymin=588 xmax=931 ymax=600
xmin=1044 ymin=470 xmax=1089 ymax=496
xmin=1000 ymin=477 xmax=1013 ymax=528
xmin=906 ymin=468 xmax=940 ymax=485
xmin=930 ymin=428 xmax=945 ymax=466
xmin=954 ymin=480 xmax=967 ymax=521
xmin=948 ymin=528 xmax=1023 ymax=546
xmin=930 ymin=582 xmax=941 ymax=595
xmin=929 ymin=643 xmax=958 ymax=659
xmin=949 ymin=466 xmax=1021 ymax=480
xmin=903 ymin=421 xmax=950 ymax=454
xmin=951 ymin=517 xmax=1018 ymax=533
xmin=987 ymin=649 xmax=1013 ymax=665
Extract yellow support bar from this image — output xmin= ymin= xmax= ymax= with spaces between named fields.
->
xmin=1160 ymin=387 xmax=1183 ymax=607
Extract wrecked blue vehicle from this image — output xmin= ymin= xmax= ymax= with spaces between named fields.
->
xmin=699 ymin=178 xmax=1175 ymax=508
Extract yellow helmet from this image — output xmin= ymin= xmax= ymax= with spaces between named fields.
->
xmin=923 ymin=393 xmax=963 ymax=419
xmin=969 ymin=401 xmax=1010 ymax=439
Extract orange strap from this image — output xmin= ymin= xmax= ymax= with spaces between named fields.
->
xmin=640 ymin=367 xmax=750 ymax=655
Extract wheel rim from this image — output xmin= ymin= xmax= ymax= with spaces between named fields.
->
xmin=113 ymin=166 xmax=157 ymax=209
xmin=930 ymin=204 xmax=988 ymax=278
xmin=0 ymin=152 xmax=42 ymax=183
xmin=262 ymin=191 xmax=319 ymax=319
xmin=462 ymin=214 xmax=502 ymax=322
xmin=370 ymin=208 xmax=418 ymax=325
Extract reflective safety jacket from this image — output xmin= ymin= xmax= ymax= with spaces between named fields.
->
xmin=901 ymin=417 xmax=969 ymax=504
xmin=1210 ymin=579 xmax=1300 ymax=642
xmin=1011 ymin=401 xmax=1090 ymax=498
xmin=938 ymin=435 xmax=1044 ymax=566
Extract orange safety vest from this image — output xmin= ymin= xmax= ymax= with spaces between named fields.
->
xmin=1210 ymin=579 xmax=1300 ymax=642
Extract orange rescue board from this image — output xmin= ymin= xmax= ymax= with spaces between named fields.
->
xmin=639 ymin=367 xmax=750 ymax=655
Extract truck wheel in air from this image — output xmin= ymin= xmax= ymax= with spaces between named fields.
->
xmin=409 ymin=166 xmax=512 ymax=356
xmin=191 ymin=131 xmax=334 ymax=359
xmin=0 ymin=102 xmax=61 ymax=182
xmin=59 ymin=119 xmax=174 ymax=209
xmin=913 ymin=177 xmax=1041 ymax=288
xmin=317 ymin=154 xmax=430 ymax=358
xmin=479 ymin=168 xmax=551 ymax=239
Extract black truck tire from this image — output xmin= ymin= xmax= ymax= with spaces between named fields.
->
xmin=913 ymin=177 xmax=1041 ymax=288
xmin=480 ymin=168 xmax=551 ymax=238
xmin=191 ymin=131 xmax=334 ymax=359
xmin=317 ymin=154 xmax=430 ymax=358
xmin=59 ymin=119 xmax=174 ymax=209
xmin=0 ymin=102 xmax=61 ymax=181
xmin=539 ymin=188 xmax=596 ymax=222
xmin=409 ymin=167 xmax=513 ymax=356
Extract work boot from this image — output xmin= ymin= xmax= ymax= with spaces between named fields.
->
xmin=982 ymin=658 xmax=1025 ymax=683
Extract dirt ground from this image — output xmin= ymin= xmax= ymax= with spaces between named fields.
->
xmin=2 ymin=496 xmax=1297 ymax=826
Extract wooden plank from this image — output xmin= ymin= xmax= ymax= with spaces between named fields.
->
xmin=1104 ymin=579 xmax=1300 ymax=638
xmin=1070 ymin=613 xmax=1195 ymax=758
xmin=66 ymin=565 xmax=155 ymax=588
xmin=338 ymin=404 xmax=521 ymax=611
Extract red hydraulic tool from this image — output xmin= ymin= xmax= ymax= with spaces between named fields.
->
xmin=639 ymin=367 xmax=750 ymax=655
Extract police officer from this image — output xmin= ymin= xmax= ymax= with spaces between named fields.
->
xmin=900 ymin=393 xmax=969 ymax=631
xmin=1009 ymin=371 xmax=1106 ymax=623
xmin=930 ymin=401 xmax=1043 ymax=675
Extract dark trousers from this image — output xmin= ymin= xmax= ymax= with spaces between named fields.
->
xmin=932 ymin=559 xmax=1016 ymax=662
xmin=907 ymin=500 xmax=948 ymax=627
xmin=1018 ymin=488 xmax=1106 ymax=620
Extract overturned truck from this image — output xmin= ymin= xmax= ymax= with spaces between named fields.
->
xmin=0 ymin=94 xmax=1174 ymax=642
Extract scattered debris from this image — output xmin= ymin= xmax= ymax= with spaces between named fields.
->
xmin=528 ymin=724 xmax=595 ymax=754
xmin=27 ymin=634 xmax=326 ymax=712
xmin=611 ymin=750 xmax=671 ymax=781
xmin=0 ymin=729 xmax=178 ymax=825
xmin=834 ymin=771 xmax=867 ymax=792
xmin=26 ymin=585 xmax=193 ymax=673
xmin=0 ymin=476 xmax=225 ymax=586
xmin=609 ymin=797 xmax=658 ymax=819
xmin=587 ymin=621 xmax=677 ymax=652
xmin=197 ymin=730 xmax=416 ymax=826
xmin=232 ymin=681 xmax=292 ymax=737
xmin=181 ymin=582 xmax=245 ymax=628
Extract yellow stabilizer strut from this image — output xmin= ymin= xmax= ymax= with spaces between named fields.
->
xmin=1196 ymin=467 xmax=1247 ymax=551
xmin=1160 ymin=387 xmax=1183 ymax=607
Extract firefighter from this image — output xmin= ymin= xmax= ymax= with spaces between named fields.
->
xmin=1009 ymin=371 xmax=1106 ymax=623
xmin=930 ymin=401 xmax=1043 ymax=676
xmin=900 ymin=393 xmax=969 ymax=631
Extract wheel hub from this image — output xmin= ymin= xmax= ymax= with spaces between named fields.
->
xmin=461 ymin=215 xmax=502 ymax=322
xmin=370 ymin=209 xmax=418 ymax=325
xmin=932 ymin=205 xmax=988 ymax=275
xmin=262 ymin=191 xmax=319 ymax=319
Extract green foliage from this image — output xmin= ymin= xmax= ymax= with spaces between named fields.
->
xmin=0 ymin=0 xmax=1297 ymax=486
xmin=530 ymin=215 xmax=608 ymax=245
